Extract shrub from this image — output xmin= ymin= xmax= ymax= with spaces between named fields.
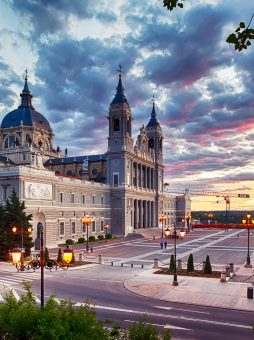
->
xmin=169 ymin=254 xmax=174 ymax=272
xmin=187 ymin=253 xmax=194 ymax=272
xmin=97 ymin=234 xmax=104 ymax=240
xmin=89 ymin=235 xmax=96 ymax=242
xmin=65 ymin=239 xmax=75 ymax=245
xmin=204 ymin=255 xmax=212 ymax=274
xmin=44 ymin=247 xmax=50 ymax=262
xmin=78 ymin=237 xmax=85 ymax=244
xmin=57 ymin=248 xmax=63 ymax=263
xmin=105 ymin=233 xmax=112 ymax=240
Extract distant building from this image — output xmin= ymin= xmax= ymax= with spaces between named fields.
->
xmin=0 ymin=72 xmax=190 ymax=247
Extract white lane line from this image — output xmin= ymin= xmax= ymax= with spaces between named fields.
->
xmin=0 ymin=280 xmax=19 ymax=285
xmin=12 ymin=289 xmax=20 ymax=301
xmin=153 ymin=306 xmax=210 ymax=315
xmin=124 ymin=319 xmax=191 ymax=331
xmin=87 ymin=304 xmax=251 ymax=329
xmin=0 ymin=294 xmax=5 ymax=302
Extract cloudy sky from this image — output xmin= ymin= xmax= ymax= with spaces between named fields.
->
xmin=0 ymin=0 xmax=254 ymax=211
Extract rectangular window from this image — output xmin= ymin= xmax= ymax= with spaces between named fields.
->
xmin=92 ymin=221 xmax=96 ymax=232
xmin=92 ymin=195 xmax=95 ymax=204
xmin=100 ymin=221 xmax=104 ymax=232
xmin=71 ymin=222 xmax=76 ymax=234
xmin=2 ymin=185 xmax=9 ymax=200
xmin=113 ymin=172 xmax=119 ymax=187
xmin=71 ymin=193 xmax=75 ymax=203
xmin=59 ymin=222 xmax=64 ymax=236
xmin=82 ymin=194 xmax=85 ymax=204
xmin=60 ymin=192 xmax=63 ymax=203
xmin=100 ymin=195 xmax=103 ymax=205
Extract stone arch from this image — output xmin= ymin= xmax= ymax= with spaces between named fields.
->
xmin=32 ymin=211 xmax=46 ymax=250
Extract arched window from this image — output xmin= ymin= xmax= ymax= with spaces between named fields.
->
xmin=66 ymin=170 xmax=73 ymax=177
xmin=148 ymin=138 xmax=154 ymax=149
xmin=4 ymin=135 xmax=19 ymax=149
xmin=113 ymin=117 xmax=120 ymax=131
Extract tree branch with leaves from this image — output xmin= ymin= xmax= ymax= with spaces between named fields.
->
xmin=162 ymin=1 xmax=254 ymax=51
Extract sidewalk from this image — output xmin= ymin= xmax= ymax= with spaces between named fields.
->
xmin=124 ymin=266 xmax=254 ymax=311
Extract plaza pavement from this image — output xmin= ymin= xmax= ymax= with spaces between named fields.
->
xmin=124 ymin=265 xmax=254 ymax=312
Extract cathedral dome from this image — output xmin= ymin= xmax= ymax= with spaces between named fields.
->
xmin=1 ymin=77 xmax=52 ymax=132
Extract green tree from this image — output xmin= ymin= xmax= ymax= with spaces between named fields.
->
xmin=0 ymin=283 xmax=172 ymax=339
xmin=169 ymin=254 xmax=174 ymax=272
xmin=187 ymin=253 xmax=194 ymax=272
xmin=44 ymin=247 xmax=50 ymax=262
xmin=204 ymin=255 xmax=212 ymax=274
xmin=57 ymin=248 xmax=63 ymax=263
xmin=0 ymin=189 xmax=33 ymax=260
xmin=162 ymin=1 xmax=254 ymax=51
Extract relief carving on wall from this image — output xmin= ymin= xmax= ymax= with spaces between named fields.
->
xmin=25 ymin=182 xmax=52 ymax=200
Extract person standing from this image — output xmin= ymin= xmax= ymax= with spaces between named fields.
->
xmin=164 ymin=241 xmax=167 ymax=249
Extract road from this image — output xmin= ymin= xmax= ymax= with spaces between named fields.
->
xmin=1 ymin=229 xmax=254 ymax=339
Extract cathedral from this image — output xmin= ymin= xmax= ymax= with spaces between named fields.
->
xmin=0 ymin=71 xmax=190 ymax=248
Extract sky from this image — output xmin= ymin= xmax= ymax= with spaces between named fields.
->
xmin=0 ymin=0 xmax=254 ymax=211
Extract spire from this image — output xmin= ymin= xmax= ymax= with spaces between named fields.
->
xmin=110 ymin=65 xmax=129 ymax=105
xmin=18 ymin=68 xmax=34 ymax=109
xmin=147 ymin=95 xmax=159 ymax=127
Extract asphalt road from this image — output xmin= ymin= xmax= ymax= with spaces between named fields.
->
xmin=1 ymin=229 xmax=254 ymax=339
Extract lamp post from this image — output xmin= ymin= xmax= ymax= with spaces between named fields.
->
xmin=104 ymin=223 xmax=109 ymax=242
xmin=81 ymin=214 xmax=95 ymax=252
xmin=12 ymin=224 xmax=32 ymax=271
xmin=242 ymin=214 xmax=253 ymax=267
xmin=172 ymin=223 xmax=186 ymax=286
xmin=186 ymin=214 xmax=191 ymax=232
xmin=37 ymin=222 xmax=44 ymax=308
xmin=159 ymin=214 xmax=167 ymax=238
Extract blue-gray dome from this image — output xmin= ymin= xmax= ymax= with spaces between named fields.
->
xmin=110 ymin=74 xmax=129 ymax=106
xmin=1 ymin=78 xmax=52 ymax=132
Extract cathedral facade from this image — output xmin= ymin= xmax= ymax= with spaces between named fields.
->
xmin=0 ymin=73 xmax=190 ymax=248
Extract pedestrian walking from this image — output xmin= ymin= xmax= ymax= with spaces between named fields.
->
xmin=160 ymin=240 xmax=163 ymax=249
xmin=164 ymin=241 xmax=167 ymax=250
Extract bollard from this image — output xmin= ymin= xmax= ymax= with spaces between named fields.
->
xmin=247 ymin=287 xmax=253 ymax=299
xmin=225 ymin=265 xmax=230 ymax=277
xmin=131 ymin=263 xmax=133 ymax=268
xmin=79 ymin=253 xmax=83 ymax=263
xmin=153 ymin=258 xmax=159 ymax=269
xmin=141 ymin=264 xmax=144 ymax=269
xmin=90 ymin=247 xmax=93 ymax=253
xmin=220 ymin=270 xmax=226 ymax=282
xmin=111 ymin=261 xmax=114 ymax=266
xmin=177 ymin=259 xmax=182 ymax=270
xmin=121 ymin=263 xmax=123 ymax=267
xmin=98 ymin=255 xmax=103 ymax=264
xmin=229 ymin=263 xmax=234 ymax=275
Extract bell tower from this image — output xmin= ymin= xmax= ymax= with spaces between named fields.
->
xmin=107 ymin=66 xmax=133 ymax=154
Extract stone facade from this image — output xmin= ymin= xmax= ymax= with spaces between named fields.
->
xmin=0 ymin=72 xmax=191 ymax=248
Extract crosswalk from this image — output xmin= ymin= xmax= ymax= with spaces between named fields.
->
xmin=0 ymin=272 xmax=51 ymax=286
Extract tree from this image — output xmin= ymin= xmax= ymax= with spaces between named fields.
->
xmin=169 ymin=254 xmax=174 ymax=271
xmin=0 ymin=189 xmax=33 ymax=260
xmin=162 ymin=1 xmax=254 ymax=51
xmin=57 ymin=248 xmax=63 ymax=263
xmin=187 ymin=253 xmax=194 ymax=272
xmin=44 ymin=247 xmax=50 ymax=262
xmin=204 ymin=255 xmax=212 ymax=274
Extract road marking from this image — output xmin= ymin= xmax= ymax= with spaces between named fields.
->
xmin=79 ymin=304 xmax=251 ymax=330
xmin=0 ymin=294 xmax=4 ymax=302
xmin=153 ymin=306 xmax=210 ymax=315
xmin=124 ymin=319 xmax=191 ymax=331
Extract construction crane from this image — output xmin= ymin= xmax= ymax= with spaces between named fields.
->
xmin=163 ymin=186 xmax=250 ymax=225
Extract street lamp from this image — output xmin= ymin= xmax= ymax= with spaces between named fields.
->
xmin=159 ymin=214 xmax=167 ymax=238
xmin=104 ymin=223 xmax=109 ymax=242
xmin=242 ymin=214 xmax=254 ymax=267
xmin=37 ymin=222 xmax=44 ymax=308
xmin=165 ymin=227 xmax=170 ymax=238
xmin=172 ymin=223 xmax=186 ymax=286
xmin=186 ymin=214 xmax=191 ymax=232
xmin=81 ymin=214 xmax=95 ymax=252
xmin=11 ymin=224 xmax=32 ymax=271
xmin=63 ymin=246 xmax=74 ymax=265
